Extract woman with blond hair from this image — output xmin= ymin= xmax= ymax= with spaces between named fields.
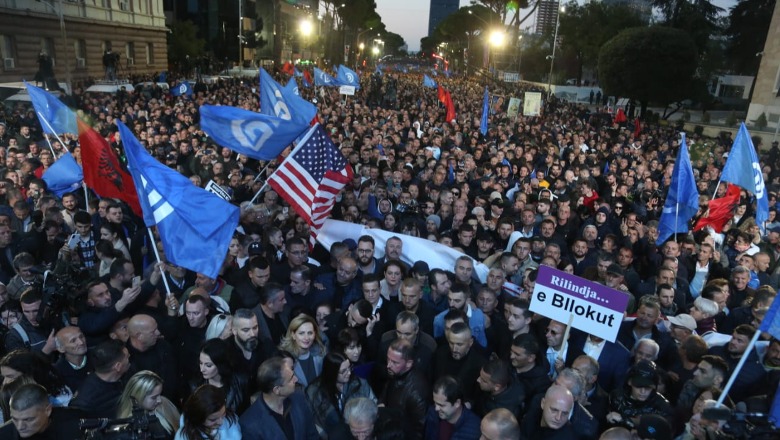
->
xmin=117 ymin=370 xmax=180 ymax=439
xmin=278 ymin=313 xmax=327 ymax=387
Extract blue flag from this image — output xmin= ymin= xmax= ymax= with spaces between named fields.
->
xmin=199 ymin=105 xmax=308 ymax=161
xmin=171 ymin=81 xmax=192 ymax=97
xmin=284 ymin=77 xmax=299 ymax=95
xmin=42 ymin=152 xmax=83 ymax=197
xmin=480 ymin=86 xmax=489 ymax=136
xmin=721 ymin=123 xmax=768 ymax=230
xmin=422 ymin=75 xmax=437 ymax=88
xmin=314 ymin=67 xmax=336 ymax=87
xmin=294 ymin=67 xmax=303 ymax=78
xmin=259 ymin=68 xmax=316 ymax=125
xmin=375 ymin=65 xmax=383 ymax=76
xmin=656 ymin=133 xmax=699 ymax=245
xmin=158 ymin=72 xmax=167 ymax=83
xmin=336 ymin=65 xmax=360 ymax=89
xmin=25 ymin=82 xmax=77 ymax=135
xmin=117 ymin=121 xmax=239 ymax=279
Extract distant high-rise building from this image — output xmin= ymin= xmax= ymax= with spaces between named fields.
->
xmin=602 ymin=0 xmax=652 ymax=23
xmin=428 ymin=0 xmax=460 ymax=36
xmin=535 ymin=0 xmax=560 ymax=35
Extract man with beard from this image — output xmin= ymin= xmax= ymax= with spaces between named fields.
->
xmin=571 ymin=238 xmax=594 ymax=276
xmin=356 ymin=235 xmax=381 ymax=277
xmin=229 ymin=308 xmax=276 ymax=385
xmin=395 ymin=277 xmax=435 ymax=336
xmin=380 ymin=339 xmax=430 ymax=439
xmin=78 ymin=279 xmax=144 ymax=347
xmin=432 ymin=322 xmax=487 ymax=402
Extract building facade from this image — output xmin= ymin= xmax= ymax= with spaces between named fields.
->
xmin=535 ymin=0 xmax=559 ymax=35
xmin=747 ymin=0 xmax=780 ymax=132
xmin=0 ymin=0 xmax=168 ymax=85
xmin=428 ymin=0 xmax=459 ymax=36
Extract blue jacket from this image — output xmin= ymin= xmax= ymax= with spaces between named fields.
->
xmin=239 ymin=390 xmax=319 ymax=440
xmin=433 ymin=305 xmax=488 ymax=348
xmin=423 ymin=406 xmax=481 ymax=440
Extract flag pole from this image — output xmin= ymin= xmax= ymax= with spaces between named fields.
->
xmin=147 ymin=227 xmax=173 ymax=297
xmin=82 ymin=182 xmax=89 ymax=208
xmin=36 ymin=112 xmax=66 ymax=156
xmin=42 ymin=134 xmax=57 ymax=157
xmin=248 ymin=162 xmax=275 ymax=204
xmin=715 ymin=329 xmax=763 ymax=407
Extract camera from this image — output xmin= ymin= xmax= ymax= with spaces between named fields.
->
xmin=81 ymin=405 xmax=166 ymax=440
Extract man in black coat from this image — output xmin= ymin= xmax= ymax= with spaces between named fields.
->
xmin=380 ymin=338 xmax=430 ymax=439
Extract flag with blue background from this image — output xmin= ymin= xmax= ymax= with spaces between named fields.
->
xmin=336 ymin=65 xmax=360 ymax=89
xmin=25 ymin=82 xmax=77 ymax=135
xmin=721 ymin=123 xmax=769 ymax=230
xmin=656 ymin=133 xmax=699 ymax=245
xmin=199 ymin=105 xmax=309 ymax=161
xmin=171 ymin=81 xmax=192 ymax=97
xmin=117 ymin=121 xmax=239 ymax=279
xmin=259 ymin=68 xmax=316 ymax=125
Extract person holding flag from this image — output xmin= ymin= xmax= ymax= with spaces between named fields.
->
xmin=656 ymin=133 xmax=698 ymax=246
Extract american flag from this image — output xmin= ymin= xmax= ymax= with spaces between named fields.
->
xmin=268 ymin=124 xmax=353 ymax=245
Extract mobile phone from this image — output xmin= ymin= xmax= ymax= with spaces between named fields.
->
xmin=132 ymin=276 xmax=142 ymax=288
xmin=67 ymin=234 xmax=79 ymax=250
xmin=204 ymin=149 xmax=213 ymax=156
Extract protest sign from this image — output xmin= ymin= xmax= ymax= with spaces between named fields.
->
xmin=530 ymin=265 xmax=629 ymax=342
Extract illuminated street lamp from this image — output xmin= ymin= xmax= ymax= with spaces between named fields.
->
xmin=300 ymin=19 xmax=314 ymax=37
xmin=489 ymin=30 xmax=506 ymax=47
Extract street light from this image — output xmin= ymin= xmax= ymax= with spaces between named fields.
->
xmin=37 ymin=0 xmax=71 ymax=92
xmin=300 ymin=19 xmax=314 ymax=37
xmin=547 ymin=3 xmax=565 ymax=92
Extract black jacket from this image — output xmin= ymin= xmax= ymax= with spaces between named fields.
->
xmin=70 ymin=373 xmax=126 ymax=418
xmin=380 ymin=368 xmax=430 ymax=440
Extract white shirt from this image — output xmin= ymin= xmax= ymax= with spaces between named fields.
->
xmin=583 ymin=336 xmax=606 ymax=361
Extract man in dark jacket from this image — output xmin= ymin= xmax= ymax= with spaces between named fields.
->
xmin=70 ymin=339 xmax=131 ymax=418
xmin=424 ymin=376 xmax=481 ymax=440
xmin=380 ymin=338 xmax=430 ymax=439
xmin=239 ymin=356 xmax=318 ymax=439
xmin=519 ymin=385 xmax=576 ymax=440
xmin=125 ymin=314 xmax=178 ymax=400
xmin=432 ymin=322 xmax=487 ymax=402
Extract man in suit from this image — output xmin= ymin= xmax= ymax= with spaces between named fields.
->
xmin=240 ymin=356 xmax=318 ymax=439
xmin=569 ymin=331 xmax=630 ymax=391
xmin=251 ymin=282 xmax=290 ymax=345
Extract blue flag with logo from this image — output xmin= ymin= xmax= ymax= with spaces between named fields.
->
xmin=336 ymin=65 xmax=360 ymax=89
xmin=259 ymin=68 xmax=316 ymax=125
xmin=42 ymin=152 xmax=83 ymax=197
xmin=294 ymin=67 xmax=303 ymax=78
xmin=721 ymin=123 xmax=768 ymax=230
xmin=480 ymin=86 xmax=489 ymax=136
xmin=656 ymin=133 xmax=699 ymax=245
xmin=314 ymin=67 xmax=337 ymax=87
xmin=285 ymin=77 xmax=299 ymax=95
xmin=423 ymin=75 xmax=437 ymax=88
xmin=171 ymin=81 xmax=192 ymax=97
xmin=199 ymin=105 xmax=308 ymax=161
xmin=25 ymin=82 xmax=77 ymax=135
xmin=117 ymin=121 xmax=239 ymax=279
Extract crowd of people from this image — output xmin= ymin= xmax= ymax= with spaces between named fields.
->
xmin=0 ymin=64 xmax=778 ymax=440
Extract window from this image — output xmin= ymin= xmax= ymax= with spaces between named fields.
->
xmin=145 ymin=43 xmax=153 ymax=65
xmin=118 ymin=0 xmax=129 ymax=11
xmin=0 ymin=35 xmax=17 ymax=70
xmin=41 ymin=37 xmax=56 ymax=65
xmin=74 ymin=39 xmax=87 ymax=68
xmin=126 ymin=42 xmax=135 ymax=65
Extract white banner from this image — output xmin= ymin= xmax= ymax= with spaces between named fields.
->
xmin=523 ymin=92 xmax=542 ymax=116
xmin=317 ymin=219 xmax=489 ymax=282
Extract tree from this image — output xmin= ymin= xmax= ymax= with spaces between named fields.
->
xmin=724 ymin=0 xmax=776 ymax=75
xmin=558 ymin=2 xmax=645 ymax=82
xmin=598 ymin=26 xmax=698 ymax=118
xmin=651 ymin=0 xmax=722 ymax=55
xmin=168 ymin=21 xmax=206 ymax=71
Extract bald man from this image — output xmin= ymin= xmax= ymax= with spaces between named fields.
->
xmin=519 ymin=385 xmax=575 ymax=439
xmin=126 ymin=314 xmax=178 ymax=399
xmin=480 ymin=408 xmax=520 ymax=440
xmin=53 ymin=326 xmax=92 ymax=391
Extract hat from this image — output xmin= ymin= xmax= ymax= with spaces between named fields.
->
xmin=596 ymin=206 xmax=610 ymax=215
xmin=667 ymin=314 xmax=696 ymax=331
xmin=342 ymin=239 xmax=358 ymax=251
xmin=426 ymin=214 xmax=441 ymax=229
xmin=248 ymin=242 xmax=263 ymax=256
xmin=769 ymin=226 xmax=780 ymax=234
xmin=489 ymin=191 xmax=504 ymax=202
xmin=629 ymin=360 xmax=657 ymax=388
xmin=491 ymin=197 xmax=506 ymax=208
xmin=635 ymin=414 xmax=672 ymax=440
xmin=606 ymin=264 xmax=624 ymax=277
xmin=412 ymin=261 xmax=430 ymax=276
